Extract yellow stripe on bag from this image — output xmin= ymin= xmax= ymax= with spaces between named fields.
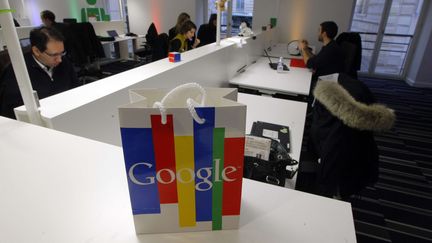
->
xmin=174 ymin=136 xmax=196 ymax=227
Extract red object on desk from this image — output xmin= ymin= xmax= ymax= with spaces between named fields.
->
xmin=290 ymin=59 xmax=307 ymax=68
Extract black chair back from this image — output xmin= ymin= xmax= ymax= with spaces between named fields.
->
xmin=152 ymin=33 xmax=169 ymax=61
xmin=67 ymin=22 xmax=105 ymax=66
xmin=336 ymin=32 xmax=362 ymax=78
xmin=146 ymin=23 xmax=159 ymax=47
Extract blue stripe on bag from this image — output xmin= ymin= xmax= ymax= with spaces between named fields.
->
xmin=194 ymin=107 xmax=215 ymax=221
xmin=120 ymin=128 xmax=161 ymax=214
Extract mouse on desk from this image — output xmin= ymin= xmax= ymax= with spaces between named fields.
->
xmin=125 ymin=32 xmax=138 ymax=37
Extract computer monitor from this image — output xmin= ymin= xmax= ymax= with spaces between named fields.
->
xmin=19 ymin=38 xmax=31 ymax=48
xmin=107 ymin=30 xmax=119 ymax=37
xmin=263 ymin=49 xmax=274 ymax=64
xmin=63 ymin=18 xmax=77 ymax=24
xmin=263 ymin=49 xmax=289 ymax=71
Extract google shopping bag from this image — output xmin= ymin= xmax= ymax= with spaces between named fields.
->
xmin=118 ymin=83 xmax=246 ymax=234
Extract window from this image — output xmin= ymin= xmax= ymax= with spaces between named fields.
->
xmin=207 ymin=0 xmax=254 ymax=36
xmin=99 ymin=0 xmax=123 ymax=21
xmin=350 ymin=0 xmax=425 ymax=77
xmin=236 ymin=0 xmax=245 ymax=10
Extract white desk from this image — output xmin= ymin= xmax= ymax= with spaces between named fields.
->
xmin=101 ymin=35 xmax=144 ymax=59
xmin=0 ymin=117 xmax=356 ymax=243
xmin=229 ymin=57 xmax=312 ymax=96
xmin=238 ymin=93 xmax=308 ymax=189
xmin=238 ymin=93 xmax=307 ymax=162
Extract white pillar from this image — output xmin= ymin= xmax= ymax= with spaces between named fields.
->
xmin=216 ymin=6 xmax=221 ymax=46
xmin=0 ymin=0 xmax=43 ymax=125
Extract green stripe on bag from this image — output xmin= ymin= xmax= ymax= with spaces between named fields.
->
xmin=212 ymin=127 xmax=225 ymax=230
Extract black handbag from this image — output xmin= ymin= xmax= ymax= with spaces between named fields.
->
xmin=243 ymin=137 xmax=298 ymax=187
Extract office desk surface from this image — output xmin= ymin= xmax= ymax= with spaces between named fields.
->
xmin=229 ymin=57 xmax=312 ymax=96
xmin=238 ymin=93 xmax=307 ymax=162
xmin=100 ymin=35 xmax=144 ymax=44
xmin=238 ymin=93 xmax=308 ymax=189
xmin=0 ymin=117 xmax=356 ymax=243
xmin=101 ymin=35 xmax=143 ymax=59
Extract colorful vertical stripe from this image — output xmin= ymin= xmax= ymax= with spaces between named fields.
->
xmin=212 ymin=128 xmax=225 ymax=230
xmin=151 ymin=115 xmax=178 ymax=204
xmin=174 ymin=136 xmax=196 ymax=227
xmin=193 ymin=108 xmax=215 ymax=221
xmin=120 ymin=128 xmax=160 ymax=214
xmin=222 ymin=137 xmax=245 ymax=215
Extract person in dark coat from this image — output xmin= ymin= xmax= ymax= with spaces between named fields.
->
xmin=0 ymin=27 xmax=79 ymax=119
xmin=197 ymin=14 xmax=217 ymax=47
xmin=309 ymin=73 xmax=395 ymax=199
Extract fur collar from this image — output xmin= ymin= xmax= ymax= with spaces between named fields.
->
xmin=313 ymin=80 xmax=395 ymax=131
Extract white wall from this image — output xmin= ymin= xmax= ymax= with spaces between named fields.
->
xmin=406 ymin=0 xmax=432 ymax=88
xmin=10 ymin=0 xmax=90 ymax=26
xmin=277 ymin=0 xmax=355 ymax=48
xmin=127 ymin=0 xmax=198 ymax=35
xmin=252 ymin=0 xmax=280 ymax=31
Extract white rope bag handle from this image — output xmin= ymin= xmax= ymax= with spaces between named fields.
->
xmin=153 ymin=83 xmax=207 ymax=125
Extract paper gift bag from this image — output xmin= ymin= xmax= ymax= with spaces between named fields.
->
xmin=118 ymin=83 xmax=246 ymax=234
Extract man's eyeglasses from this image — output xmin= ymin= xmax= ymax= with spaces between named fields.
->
xmin=43 ymin=51 xmax=67 ymax=58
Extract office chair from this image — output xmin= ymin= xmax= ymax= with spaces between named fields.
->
xmin=63 ymin=18 xmax=77 ymax=24
xmin=340 ymin=41 xmax=357 ymax=78
xmin=66 ymin=22 xmax=106 ymax=83
xmin=336 ymin=32 xmax=362 ymax=79
xmin=134 ymin=23 xmax=159 ymax=63
xmin=0 ymin=47 xmax=32 ymax=118
xmin=0 ymin=50 xmax=11 ymax=114
xmin=152 ymin=33 xmax=169 ymax=61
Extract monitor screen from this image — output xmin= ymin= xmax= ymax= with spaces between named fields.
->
xmin=19 ymin=38 xmax=31 ymax=48
xmin=63 ymin=18 xmax=77 ymax=24
xmin=107 ymin=30 xmax=119 ymax=37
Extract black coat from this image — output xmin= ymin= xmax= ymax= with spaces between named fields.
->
xmin=0 ymin=53 xmax=79 ymax=119
xmin=197 ymin=24 xmax=216 ymax=47
xmin=310 ymin=74 xmax=395 ymax=198
xmin=307 ymin=40 xmax=345 ymax=82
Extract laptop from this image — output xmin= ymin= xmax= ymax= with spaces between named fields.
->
xmin=19 ymin=38 xmax=31 ymax=48
xmin=263 ymin=49 xmax=289 ymax=71
xmin=107 ymin=30 xmax=119 ymax=37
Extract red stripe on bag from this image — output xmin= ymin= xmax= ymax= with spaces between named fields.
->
xmin=222 ymin=137 xmax=245 ymax=215
xmin=151 ymin=115 xmax=178 ymax=203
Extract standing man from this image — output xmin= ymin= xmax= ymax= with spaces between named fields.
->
xmin=0 ymin=27 xmax=79 ymax=119
xmin=299 ymin=21 xmax=345 ymax=81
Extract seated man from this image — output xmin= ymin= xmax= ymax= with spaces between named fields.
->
xmin=300 ymin=21 xmax=345 ymax=82
xmin=0 ymin=27 xmax=79 ymax=119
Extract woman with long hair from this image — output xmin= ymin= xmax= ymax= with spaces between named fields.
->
xmin=169 ymin=20 xmax=200 ymax=53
